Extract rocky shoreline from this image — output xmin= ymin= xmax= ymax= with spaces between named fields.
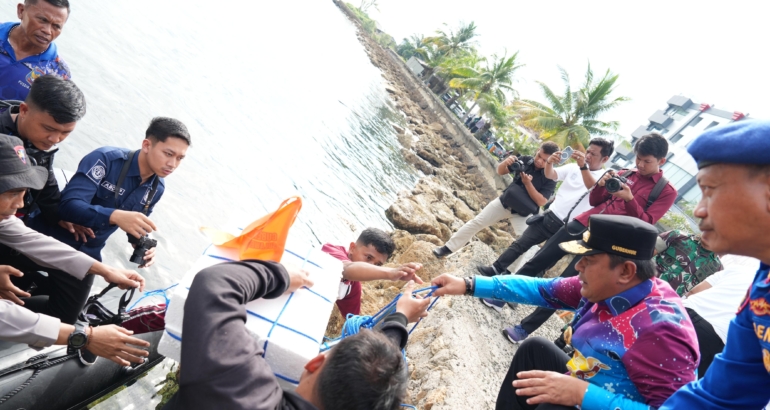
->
xmin=331 ymin=2 xmax=573 ymax=408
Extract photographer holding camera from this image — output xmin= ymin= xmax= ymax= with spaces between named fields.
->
xmin=9 ymin=117 xmax=190 ymax=324
xmin=433 ymin=141 xmax=559 ymax=259
xmin=488 ymin=133 xmax=677 ymax=344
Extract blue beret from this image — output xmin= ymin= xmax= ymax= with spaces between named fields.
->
xmin=688 ymin=120 xmax=770 ymax=168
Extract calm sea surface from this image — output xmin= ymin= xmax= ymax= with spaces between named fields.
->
xmin=1 ymin=1 xmax=417 ymax=291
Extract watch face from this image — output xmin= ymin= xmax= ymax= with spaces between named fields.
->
xmin=70 ymin=333 xmax=87 ymax=348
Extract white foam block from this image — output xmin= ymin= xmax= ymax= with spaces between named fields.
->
xmin=158 ymin=234 xmax=342 ymax=390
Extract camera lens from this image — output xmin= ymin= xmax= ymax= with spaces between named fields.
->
xmin=605 ymin=177 xmax=621 ymax=193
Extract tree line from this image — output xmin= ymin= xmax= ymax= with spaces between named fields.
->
xmin=395 ymin=21 xmax=629 ymax=154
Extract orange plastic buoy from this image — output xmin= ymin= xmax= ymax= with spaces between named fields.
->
xmin=201 ymin=196 xmax=302 ymax=262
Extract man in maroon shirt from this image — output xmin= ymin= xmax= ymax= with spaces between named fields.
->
xmin=489 ymin=133 xmax=678 ymax=343
xmin=322 ymin=227 xmax=423 ymax=318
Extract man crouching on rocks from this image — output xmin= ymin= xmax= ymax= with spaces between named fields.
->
xmin=432 ymin=215 xmax=698 ymax=410
xmin=432 ymin=141 xmax=559 ymax=259
xmin=163 ymin=260 xmax=431 ymax=410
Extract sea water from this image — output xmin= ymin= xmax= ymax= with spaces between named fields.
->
xmin=0 ymin=0 xmax=417 ymax=291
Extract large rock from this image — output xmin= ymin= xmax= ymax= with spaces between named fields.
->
xmin=428 ymin=122 xmax=444 ymax=132
xmin=394 ymin=241 xmax=446 ymax=281
xmin=451 ymin=199 xmax=475 ymax=223
xmin=401 ymin=149 xmax=434 ymax=175
xmin=385 ymin=197 xmax=442 ymax=237
xmin=391 ymin=229 xmax=415 ymax=256
xmin=416 ymin=144 xmax=445 ymax=167
xmin=455 ymin=190 xmax=482 ymax=211
xmin=430 ymin=202 xmax=456 ymax=225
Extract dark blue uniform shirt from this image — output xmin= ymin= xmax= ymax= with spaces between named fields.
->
xmin=28 ymin=147 xmax=165 ymax=260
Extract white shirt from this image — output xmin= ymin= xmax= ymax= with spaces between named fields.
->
xmin=549 ymin=164 xmax=605 ymax=221
xmin=682 ymin=266 xmax=756 ymax=343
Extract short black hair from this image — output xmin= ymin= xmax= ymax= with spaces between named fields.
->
xmin=540 ymin=141 xmax=559 ymax=155
xmin=357 ymin=228 xmax=395 ymax=259
xmin=25 ymin=0 xmax=70 ymax=13
xmin=316 ymin=330 xmax=407 ymax=410
xmin=634 ymin=133 xmax=668 ymax=160
xmin=608 ymin=254 xmax=657 ymax=281
xmin=589 ymin=137 xmax=614 ymax=158
xmin=145 ymin=117 xmax=191 ymax=146
xmin=745 ymin=164 xmax=770 ymax=178
xmin=25 ymin=75 xmax=85 ymax=124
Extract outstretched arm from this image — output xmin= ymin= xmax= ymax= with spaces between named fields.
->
xmin=341 ymin=261 xmax=424 ymax=284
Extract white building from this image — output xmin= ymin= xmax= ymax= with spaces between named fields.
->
xmin=611 ymin=95 xmax=750 ymax=206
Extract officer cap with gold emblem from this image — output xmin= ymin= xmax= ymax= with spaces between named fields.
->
xmin=559 ymin=214 xmax=658 ymax=260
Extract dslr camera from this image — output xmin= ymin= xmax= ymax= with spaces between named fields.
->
xmin=128 ymin=235 xmax=157 ymax=265
xmin=605 ymin=175 xmax=628 ymax=193
xmin=507 ymin=159 xmax=525 ymax=173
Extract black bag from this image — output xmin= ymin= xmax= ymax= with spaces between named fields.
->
xmin=78 ymin=284 xmax=135 ymax=326
xmin=500 ymin=183 xmax=540 ymax=216
xmin=525 ymin=210 xmax=564 ymax=235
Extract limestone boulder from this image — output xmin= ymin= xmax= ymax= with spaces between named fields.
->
xmin=401 ymin=149 xmax=434 ymax=175
xmin=451 ymin=199 xmax=475 ymax=223
xmin=385 ymin=197 xmax=442 ymax=237
xmin=414 ymin=234 xmax=443 ymax=246
xmin=390 ymin=229 xmax=415 ymax=256
xmin=455 ymin=190 xmax=482 ymax=211
xmin=416 ymin=144 xmax=445 ymax=167
xmin=394 ymin=240 xmax=446 ymax=281
xmin=430 ymin=202 xmax=456 ymax=225
xmin=428 ymin=122 xmax=444 ymax=132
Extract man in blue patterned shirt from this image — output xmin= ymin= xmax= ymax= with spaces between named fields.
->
xmin=433 ymin=215 xmax=699 ymax=410
xmin=0 ymin=0 xmax=71 ymax=101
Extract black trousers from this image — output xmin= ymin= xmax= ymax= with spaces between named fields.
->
xmin=686 ymin=307 xmax=725 ymax=379
xmin=497 ymin=337 xmax=576 ymax=410
xmin=508 ymin=220 xmax=585 ymax=334
xmin=493 ymin=217 xmax=555 ymax=272
xmin=1 ymin=244 xmax=95 ymax=325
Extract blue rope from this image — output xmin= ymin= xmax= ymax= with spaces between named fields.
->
xmin=322 ymin=286 xmax=439 ymax=352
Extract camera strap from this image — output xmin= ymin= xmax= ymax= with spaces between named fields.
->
xmin=114 ymin=150 xmax=161 ymax=216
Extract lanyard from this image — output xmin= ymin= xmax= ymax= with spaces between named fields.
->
xmin=114 ymin=150 xmax=160 ymax=216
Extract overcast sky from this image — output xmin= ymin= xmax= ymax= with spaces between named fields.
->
xmin=367 ymin=0 xmax=768 ymax=136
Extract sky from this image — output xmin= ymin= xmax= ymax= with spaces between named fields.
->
xmin=367 ymin=0 xmax=769 ymax=136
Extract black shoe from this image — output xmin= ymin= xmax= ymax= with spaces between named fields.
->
xmin=476 ymin=265 xmax=499 ymax=277
xmin=432 ymin=246 xmax=452 ymax=258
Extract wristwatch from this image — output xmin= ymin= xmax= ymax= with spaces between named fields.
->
xmin=579 ymin=164 xmax=589 ymax=170
xmin=464 ymin=277 xmax=475 ymax=295
xmin=67 ymin=322 xmax=89 ymax=351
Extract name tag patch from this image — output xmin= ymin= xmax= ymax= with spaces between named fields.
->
xmin=100 ymin=181 xmax=125 ymax=196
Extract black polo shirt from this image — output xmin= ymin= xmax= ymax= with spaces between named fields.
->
xmin=498 ymin=155 xmax=556 ymax=215
xmin=509 ymin=155 xmax=556 ymax=198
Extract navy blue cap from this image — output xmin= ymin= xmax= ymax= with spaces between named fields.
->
xmin=688 ymin=120 xmax=770 ymax=169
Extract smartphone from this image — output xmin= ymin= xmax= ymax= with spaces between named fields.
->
xmin=559 ymin=146 xmax=574 ymax=164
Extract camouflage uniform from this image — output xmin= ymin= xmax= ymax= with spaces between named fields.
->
xmin=655 ymin=230 xmax=723 ymax=296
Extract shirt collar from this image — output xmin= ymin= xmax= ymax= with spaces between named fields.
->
xmin=601 ymin=279 xmax=654 ymax=316
xmin=126 ymin=150 xmax=142 ymax=178
xmin=630 ymin=168 xmax=663 ymax=183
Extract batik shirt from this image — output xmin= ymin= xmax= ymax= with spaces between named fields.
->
xmin=661 ymin=263 xmax=770 ymax=409
xmin=475 ymin=275 xmax=698 ymax=410
xmin=0 ymin=22 xmax=71 ymax=101
xmin=655 ymin=230 xmax=723 ymax=296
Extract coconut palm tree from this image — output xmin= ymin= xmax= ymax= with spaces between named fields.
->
xmin=424 ymin=22 xmax=479 ymax=58
xmin=396 ymin=34 xmax=426 ymax=60
xmin=448 ymin=51 xmax=524 ymax=120
xmin=516 ymin=64 xmax=629 ymax=149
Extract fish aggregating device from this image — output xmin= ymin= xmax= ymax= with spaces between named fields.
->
xmin=159 ymin=236 xmax=342 ymax=391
